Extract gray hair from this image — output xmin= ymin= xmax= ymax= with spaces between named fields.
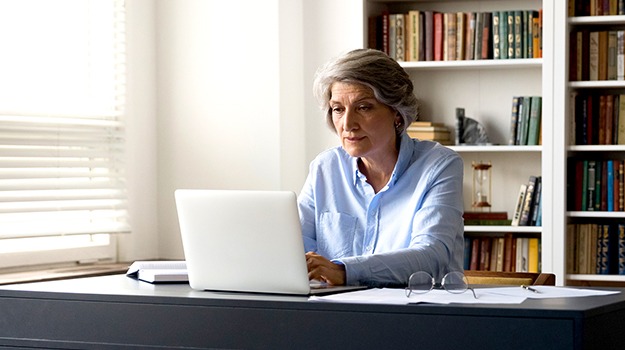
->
xmin=313 ymin=49 xmax=419 ymax=134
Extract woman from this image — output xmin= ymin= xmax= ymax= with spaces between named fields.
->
xmin=299 ymin=49 xmax=464 ymax=287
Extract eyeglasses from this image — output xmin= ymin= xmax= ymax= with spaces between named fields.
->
xmin=405 ymin=271 xmax=478 ymax=299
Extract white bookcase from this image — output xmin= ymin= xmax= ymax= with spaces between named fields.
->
xmin=553 ymin=2 xmax=625 ymax=285
xmin=363 ymin=0 xmax=557 ymax=280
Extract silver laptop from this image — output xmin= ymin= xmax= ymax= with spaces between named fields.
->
xmin=174 ymin=189 xmax=365 ymax=296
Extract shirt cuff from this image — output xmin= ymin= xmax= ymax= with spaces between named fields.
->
xmin=333 ymin=257 xmax=368 ymax=286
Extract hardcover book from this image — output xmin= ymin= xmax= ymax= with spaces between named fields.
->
xmin=126 ymin=260 xmax=188 ymax=283
xmin=519 ymin=176 xmax=539 ymax=226
xmin=492 ymin=11 xmax=500 ymax=59
xmin=511 ymin=183 xmax=527 ymax=226
xmin=527 ymin=96 xmax=542 ymax=145
xmin=433 ymin=12 xmax=444 ymax=61
xmin=509 ymin=96 xmax=521 ymax=145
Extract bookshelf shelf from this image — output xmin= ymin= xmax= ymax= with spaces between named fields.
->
xmin=400 ymin=58 xmax=542 ymax=71
xmin=464 ymin=225 xmax=541 ymax=233
xmin=569 ymin=81 xmax=625 ymax=89
xmin=567 ymin=211 xmax=625 ymax=218
xmin=568 ymin=15 xmax=625 ymax=25
xmin=567 ymin=274 xmax=625 ymax=282
xmin=449 ymin=145 xmax=542 ymax=153
xmin=568 ymin=145 xmax=625 ymax=152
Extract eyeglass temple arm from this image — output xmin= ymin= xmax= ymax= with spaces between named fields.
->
xmin=468 ymin=287 xmax=478 ymax=299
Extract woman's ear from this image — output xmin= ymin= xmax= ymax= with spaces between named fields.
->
xmin=394 ymin=116 xmax=403 ymax=130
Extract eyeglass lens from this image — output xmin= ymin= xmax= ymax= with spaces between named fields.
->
xmin=406 ymin=271 xmax=435 ymax=294
xmin=441 ymin=271 xmax=469 ymax=294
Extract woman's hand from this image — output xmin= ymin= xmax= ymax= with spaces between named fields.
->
xmin=305 ymin=251 xmax=346 ymax=286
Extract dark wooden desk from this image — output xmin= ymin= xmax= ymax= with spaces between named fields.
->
xmin=0 ymin=275 xmax=624 ymax=349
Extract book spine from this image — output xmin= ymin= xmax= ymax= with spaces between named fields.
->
xmin=527 ymin=96 xmax=542 ymax=145
xmin=608 ymin=31 xmax=618 ymax=80
xmin=619 ymin=224 xmax=625 ymax=274
xmin=598 ymin=224 xmax=610 ymax=274
xmin=608 ymin=160 xmax=615 ymax=211
xmin=418 ymin=12 xmax=425 ymax=61
xmin=507 ymin=11 xmax=514 ymax=59
xmin=511 ymin=184 xmax=527 ymax=226
xmin=509 ymin=96 xmax=521 ymax=145
xmin=599 ymin=31 xmax=609 ymax=80
xmin=433 ymin=12 xmax=443 ymax=61
xmin=446 ymin=13 xmax=457 ymax=61
xmin=464 ymin=237 xmax=472 ymax=270
xmin=465 ymin=12 xmax=475 ymax=60
xmin=528 ymin=238 xmax=540 ymax=273
xmin=389 ymin=14 xmax=397 ymax=60
xmin=499 ymin=11 xmax=508 ymax=59
xmin=481 ymin=12 xmax=491 ymax=59
xmin=532 ymin=11 xmax=541 ymax=58
xmin=518 ymin=96 xmax=531 ymax=145
xmin=455 ymin=108 xmax=465 ymax=145
xmin=618 ymin=30 xmax=625 ymax=80
xmin=396 ymin=14 xmax=405 ymax=62
xmin=519 ymin=176 xmax=538 ymax=226
xmin=405 ymin=12 xmax=416 ymax=61
xmin=524 ymin=11 xmax=531 ymax=58
xmin=470 ymin=237 xmax=480 ymax=270
xmin=620 ymin=161 xmax=625 ymax=211
xmin=492 ymin=11 xmax=500 ymax=59
xmin=530 ymin=177 xmax=542 ymax=226
xmin=456 ymin=12 xmax=465 ymax=60
xmin=514 ymin=11 xmax=522 ymax=59
xmin=590 ymin=31 xmax=599 ymax=81
xmin=382 ymin=11 xmax=390 ymax=55
xmin=582 ymin=160 xmax=589 ymax=211
xmin=473 ymin=12 xmax=483 ymax=60
xmin=425 ymin=11 xmax=434 ymax=61
xmin=588 ymin=160 xmax=596 ymax=211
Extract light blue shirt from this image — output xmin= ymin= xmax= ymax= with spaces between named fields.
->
xmin=298 ymin=134 xmax=464 ymax=287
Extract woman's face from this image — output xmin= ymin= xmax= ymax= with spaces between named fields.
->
xmin=329 ymin=82 xmax=400 ymax=161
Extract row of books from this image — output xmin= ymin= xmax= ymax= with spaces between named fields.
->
xmin=569 ymin=0 xmax=625 ymax=16
xmin=568 ymin=159 xmax=625 ymax=212
xmin=566 ymin=223 xmax=625 ymax=275
xmin=569 ymin=30 xmax=625 ymax=82
xmin=406 ymin=121 xmax=452 ymax=145
xmin=508 ymin=96 xmax=542 ymax=146
xmin=463 ymin=211 xmax=511 ymax=226
xmin=571 ymin=92 xmax=625 ymax=145
xmin=463 ymin=233 xmax=540 ymax=273
xmin=511 ymin=175 xmax=542 ymax=227
xmin=368 ymin=9 xmax=542 ymax=62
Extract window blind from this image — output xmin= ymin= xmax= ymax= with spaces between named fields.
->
xmin=0 ymin=0 xmax=129 ymax=239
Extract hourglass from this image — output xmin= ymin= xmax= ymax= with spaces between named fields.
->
xmin=472 ymin=161 xmax=492 ymax=211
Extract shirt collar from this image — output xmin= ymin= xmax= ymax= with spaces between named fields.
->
xmin=350 ymin=133 xmax=414 ymax=188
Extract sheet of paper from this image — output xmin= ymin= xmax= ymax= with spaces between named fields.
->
xmin=479 ymin=286 xmax=621 ymax=299
xmin=309 ymin=288 xmax=527 ymax=305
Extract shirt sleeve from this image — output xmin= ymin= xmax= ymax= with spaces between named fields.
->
xmin=297 ymin=166 xmax=318 ymax=253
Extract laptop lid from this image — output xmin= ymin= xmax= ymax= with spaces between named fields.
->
xmin=175 ymin=189 xmax=312 ymax=295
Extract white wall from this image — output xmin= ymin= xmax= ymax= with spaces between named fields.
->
xmin=153 ymin=0 xmax=309 ymax=258
xmin=118 ymin=0 xmax=159 ymax=261
xmin=119 ymin=0 xmax=364 ymax=260
xmin=302 ymin=0 xmax=365 ymax=161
